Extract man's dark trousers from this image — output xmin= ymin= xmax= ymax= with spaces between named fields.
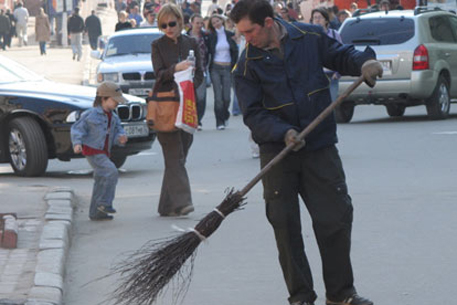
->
xmin=260 ymin=145 xmax=356 ymax=304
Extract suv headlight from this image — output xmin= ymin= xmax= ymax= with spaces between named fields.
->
xmin=66 ymin=110 xmax=82 ymax=123
xmin=97 ymin=72 xmax=119 ymax=83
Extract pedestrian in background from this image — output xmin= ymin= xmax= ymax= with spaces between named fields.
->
xmin=5 ymin=9 xmax=15 ymax=48
xmin=207 ymin=14 xmax=238 ymax=130
xmin=128 ymin=5 xmax=143 ymax=27
xmin=337 ymin=9 xmax=351 ymax=25
xmin=115 ymin=10 xmax=133 ymax=31
xmin=187 ymin=13 xmax=209 ymax=130
xmin=231 ymin=0 xmax=383 ymax=304
xmin=0 ymin=9 xmax=10 ymax=50
xmin=311 ymin=7 xmax=343 ymax=103
xmin=34 ymin=8 xmax=50 ymax=55
xmin=151 ymin=3 xmax=203 ymax=217
xmin=13 ymin=1 xmax=28 ymax=46
xmin=67 ymin=7 xmax=84 ymax=61
xmin=140 ymin=11 xmax=157 ymax=27
xmin=207 ymin=0 xmax=221 ymax=16
xmin=85 ymin=10 xmax=102 ymax=50
xmin=71 ymin=82 xmax=128 ymax=221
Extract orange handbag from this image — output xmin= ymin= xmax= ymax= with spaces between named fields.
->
xmin=146 ymin=81 xmax=180 ymax=132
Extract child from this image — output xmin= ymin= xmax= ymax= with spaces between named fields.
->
xmin=71 ymin=81 xmax=128 ymax=221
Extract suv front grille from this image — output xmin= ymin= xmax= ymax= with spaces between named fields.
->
xmin=116 ymin=103 xmax=144 ymax=121
xmin=123 ymin=73 xmax=141 ymax=81
xmin=144 ymin=72 xmax=155 ymax=80
xmin=122 ymin=72 xmax=156 ymax=81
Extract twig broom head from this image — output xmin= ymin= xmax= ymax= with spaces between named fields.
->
xmin=106 ymin=189 xmax=245 ymax=305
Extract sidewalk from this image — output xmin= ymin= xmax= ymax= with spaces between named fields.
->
xmin=0 ymin=4 xmax=117 ymax=305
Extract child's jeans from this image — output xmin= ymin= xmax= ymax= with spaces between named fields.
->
xmin=86 ymin=154 xmax=118 ymax=218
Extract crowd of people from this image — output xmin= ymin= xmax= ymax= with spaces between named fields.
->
xmin=0 ymin=1 xmax=103 ymax=58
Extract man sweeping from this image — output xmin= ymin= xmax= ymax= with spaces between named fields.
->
xmin=230 ymin=1 xmax=383 ymax=305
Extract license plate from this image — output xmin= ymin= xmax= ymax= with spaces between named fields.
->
xmin=123 ymin=123 xmax=149 ymax=138
xmin=128 ymin=88 xmax=150 ymax=96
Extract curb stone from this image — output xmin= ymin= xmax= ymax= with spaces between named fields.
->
xmin=26 ymin=188 xmax=76 ymax=305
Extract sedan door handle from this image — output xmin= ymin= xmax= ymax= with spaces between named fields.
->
xmin=444 ymin=52 xmax=451 ymax=57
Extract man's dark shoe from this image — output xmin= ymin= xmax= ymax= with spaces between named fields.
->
xmin=90 ymin=214 xmax=113 ymax=221
xmin=326 ymin=294 xmax=373 ymax=305
xmin=291 ymin=301 xmax=314 ymax=305
xmin=98 ymin=206 xmax=117 ymax=214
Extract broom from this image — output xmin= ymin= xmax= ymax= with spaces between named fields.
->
xmin=107 ymin=76 xmax=365 ymax=305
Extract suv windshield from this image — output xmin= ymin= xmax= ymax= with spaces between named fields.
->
xmin=105 ymin=33 xmax=162 ymax=57
xmin=340 ymin=17 xmax=415 ymax=45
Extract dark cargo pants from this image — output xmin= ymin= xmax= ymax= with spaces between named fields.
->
xmin=260 ymin=145 xmax=356 ymax=304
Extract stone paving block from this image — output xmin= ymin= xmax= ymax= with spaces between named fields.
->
xmin=45 ymin=200 xmax=72 ymax=210
xmin=43 ymin=214 xmax=72 ymax=222
xmin=3 ymin=264 xmax=24 ymax=276
xmin=44 ymin=206 xmax=72 ymax=215
xmin=38 ymin=240 xmax=64 ymax=251
xmin=33 ymin=273 xmax=62 ymax=291
xmin=0 ymin=274 xmax=20 ymax=283
xmin=28 ymin=287 xmax=61 ymax=305
xmin=36 ymin=250 xmax=64 ymax=275
xmin=40 ymin=224 xmax=68 ymax=243
xmin=43 ymin=192 xmax=73 ymax=202
xmin=49 ymin=187 xmax=74 ymax=194
xmin=0 ymin=298 xmax=26 ymax=305
xmin=0 ymin=283 xmax=15 ymax=293
xmin=25 ymin=300 xmax=55 ymax=305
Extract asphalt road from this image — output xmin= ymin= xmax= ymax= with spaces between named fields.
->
xmin=51 ymin=100 xmax=457 ymax=305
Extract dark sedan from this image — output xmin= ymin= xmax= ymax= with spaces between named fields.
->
xmin=0 ymin=55 xmax=155 ymax=177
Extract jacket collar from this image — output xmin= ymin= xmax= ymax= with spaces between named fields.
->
xmin=245 ymin=18 xmax=309 ymax=60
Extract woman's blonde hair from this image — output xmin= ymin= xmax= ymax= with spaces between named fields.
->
xmin=157 ymin=3 xmax=184 ymax=31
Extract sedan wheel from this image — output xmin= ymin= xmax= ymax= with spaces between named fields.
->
xmin=8 ymin=117 xmax=48 ymax=177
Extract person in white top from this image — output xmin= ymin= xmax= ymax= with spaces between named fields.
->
xmin=207 ymin=14 xmax=238 ymax=130
xmin=140 ymin=11 xmax=157 ymax=27
xmin=13 ymin=2 xmax=29 ymax=46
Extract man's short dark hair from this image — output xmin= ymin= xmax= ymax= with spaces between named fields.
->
xmin=230 ymin=0 xmax=274 ymax=26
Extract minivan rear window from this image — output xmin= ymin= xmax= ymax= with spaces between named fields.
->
xmin=340 ymin=17 xmax=415 ymax=45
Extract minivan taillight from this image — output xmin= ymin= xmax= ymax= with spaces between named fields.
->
xmin=413 ymin=44 xmax=429 ymax=70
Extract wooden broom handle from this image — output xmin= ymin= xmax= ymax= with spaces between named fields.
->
xmin=239 ymin=76 xmax=364 ymax=197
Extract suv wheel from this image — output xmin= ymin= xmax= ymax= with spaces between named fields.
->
xmin=335 ymin=101 xmax=355 ymax=123
xmin=426 ymin=75 xmax=450 ymax=120
xmin=385 ymin=104 xmax=406 ymax=117
xmin=8 ymin=117 xmax=48 ymax=177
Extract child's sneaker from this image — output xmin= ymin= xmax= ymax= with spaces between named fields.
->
xmin=326 ymin=294 xmax=373 ymax=305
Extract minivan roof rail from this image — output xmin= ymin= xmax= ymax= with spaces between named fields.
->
xmin=414 ymin=6 xmax=444 ymax=15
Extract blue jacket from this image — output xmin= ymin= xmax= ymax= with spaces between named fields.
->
xmin=233 ymin=19 xmax=375 ymax=152
xmin=71 ymin=106 xmax=125 ymax=152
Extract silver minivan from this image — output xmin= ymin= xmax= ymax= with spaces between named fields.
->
xmin=337 ymin=8 xmax=457 ymax=122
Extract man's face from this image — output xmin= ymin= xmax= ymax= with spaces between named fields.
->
xmin=236 ymin=17 xmax=271 ymax=49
